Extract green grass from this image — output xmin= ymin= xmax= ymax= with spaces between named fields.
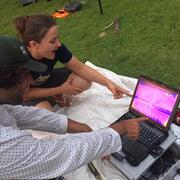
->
xmin=0 ymin=0 xmax=179 ymax=88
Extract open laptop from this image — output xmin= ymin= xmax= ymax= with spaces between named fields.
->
xmin=112 ymin=75 xmax=180 ymax=166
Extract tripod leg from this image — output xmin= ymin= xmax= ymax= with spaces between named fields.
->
xmin=97 ymin=0 xmax=103 ymax=15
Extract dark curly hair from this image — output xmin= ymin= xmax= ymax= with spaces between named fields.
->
xmin=0 ymin=67 xmax=25 ymax=89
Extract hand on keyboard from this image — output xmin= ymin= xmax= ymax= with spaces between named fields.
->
xmin=110 ymin=117 xmax=148 ymax=140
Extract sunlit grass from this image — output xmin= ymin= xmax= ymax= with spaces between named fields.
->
xmin=0 ymin=0 xmax=179 ymax=88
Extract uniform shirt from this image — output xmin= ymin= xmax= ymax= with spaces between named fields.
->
xmin=30 ymin=44 xmax=72 ymax=86
xmin=0 ymin=104 xmax=122 ymax=179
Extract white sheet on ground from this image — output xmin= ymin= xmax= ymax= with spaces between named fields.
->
xmin=28 ymin=61 xmax=136 ymax=180
xmin=28 ymin=61 xmax=180 ymax=180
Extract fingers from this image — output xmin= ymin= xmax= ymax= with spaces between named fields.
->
xmin=129 ymin=135 xmax=139 ymax=140
xmin=53 ymin=94 xmax=72 ymax=107
xmin=107 ymin=81 xmax=133 ymax=98
xmin=64 ymin=80 xmax=83 ymax=95
xmin=66 ymin=97 xmax=72 ymax=106
xmin=118 ymin=87 xmax=132 ymax=97
xmin=128 ymin=117 xmax=148 ymax=123
xmin=113 ymin=93 xmax=123 ymax=99
xmin=122 ymin=91 xmax=133 ymax=97
xmin=124 ymin=117 xmax=147 ymax=140
xmin=111 ymin=88 xmax=122 ymax=99
xmin=72 ymin=86 xmax=83 ymax=91
xmin=136 ymin=117 xmax=149 ymax=122
xmin=57 ymin=97 xmax=67 ymax=107
xmin=127 ymin=128 xmax=140 ymax=140
xmin=101 ymin=155 xmax=111 ymax=161
xmin=112 ymin=87 xmax=132 ymax=99
xmin=72 ymin=86 xmax=83 ymax=95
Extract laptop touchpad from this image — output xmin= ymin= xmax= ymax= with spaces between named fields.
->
xmin=122 ymin=141 xmax=149 ymax=166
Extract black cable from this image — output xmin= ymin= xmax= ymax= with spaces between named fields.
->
xmin=151 ymin=157 xmax=165 ymax=178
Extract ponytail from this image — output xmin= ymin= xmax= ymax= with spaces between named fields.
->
xmin=13 ymin=16 xmax=29 ymax=40
xmin=13 ymin=14 xmax=56 ymax=46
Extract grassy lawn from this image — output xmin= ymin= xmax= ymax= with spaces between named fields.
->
xmin=0 ymin=0 xmax=179 ymax=88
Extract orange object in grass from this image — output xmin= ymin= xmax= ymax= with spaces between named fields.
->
xmin=52 ymin=9 xmax=69 ymax=18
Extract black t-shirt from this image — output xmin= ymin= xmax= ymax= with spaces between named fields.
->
xmin=30 ymin=44 xmax=72 ymax=86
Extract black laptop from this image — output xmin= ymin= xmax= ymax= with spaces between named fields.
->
xmin=112 ymin=75 xmax=180 ymax=166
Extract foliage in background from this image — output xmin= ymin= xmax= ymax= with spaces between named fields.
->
xmin=0 ymin=0 xmax=179 ymax=88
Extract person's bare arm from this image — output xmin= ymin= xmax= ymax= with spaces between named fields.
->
xmin=67 ymin=119 xmax=92 ymax=133
xmin=66 ymin=56 xmax=131 ymax=98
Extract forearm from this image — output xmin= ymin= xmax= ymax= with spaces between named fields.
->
xmin=23 ymin=86 xmax=65 ymax=101
xmin=76 ymin=65 xmax=111 ymax=86
xmin=67 ymin=119 xmax=92 ymax=133
xmin=67 ymin=57 xmax=112 ymax=87
xmin=109 ymin=121 xmax=126 ymax=135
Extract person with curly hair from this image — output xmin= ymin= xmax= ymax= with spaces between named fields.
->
xmin=0 ymin=67 xmax=28 ymax=105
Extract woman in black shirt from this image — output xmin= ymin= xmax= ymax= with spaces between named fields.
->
xmin=13 ymin=14 xmax=130 ymax=111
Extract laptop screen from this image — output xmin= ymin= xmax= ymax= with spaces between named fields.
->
xmin=131 ymin=76 xmax=179 ymax=128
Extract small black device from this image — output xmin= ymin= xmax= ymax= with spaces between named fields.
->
xmin=122 ymin=141 xmax=149 ymax=166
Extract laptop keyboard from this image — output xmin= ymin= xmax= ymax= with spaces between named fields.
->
xmin=138 ymin=123 xmax=162 ymax=148
xmin=117 ymin=112 xmax=138 ymax=121
xmin=117 ymin=112 xmax=165 ymax=149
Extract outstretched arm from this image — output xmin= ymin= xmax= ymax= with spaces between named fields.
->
xmin=66 ymin=56 xmax=131 ymax=98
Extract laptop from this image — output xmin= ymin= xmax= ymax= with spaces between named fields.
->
xmin=112 ymin=75 xmax=180 ymax=166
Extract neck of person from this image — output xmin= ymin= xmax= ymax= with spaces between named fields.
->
xmin=0 ymin=89 xmax=23 ymax=105
xmin=27 ymin=46 xmax=43 ymax=60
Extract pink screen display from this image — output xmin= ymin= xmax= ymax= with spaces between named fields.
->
xmin=131 ymin=79 xmax=179 ymax=127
